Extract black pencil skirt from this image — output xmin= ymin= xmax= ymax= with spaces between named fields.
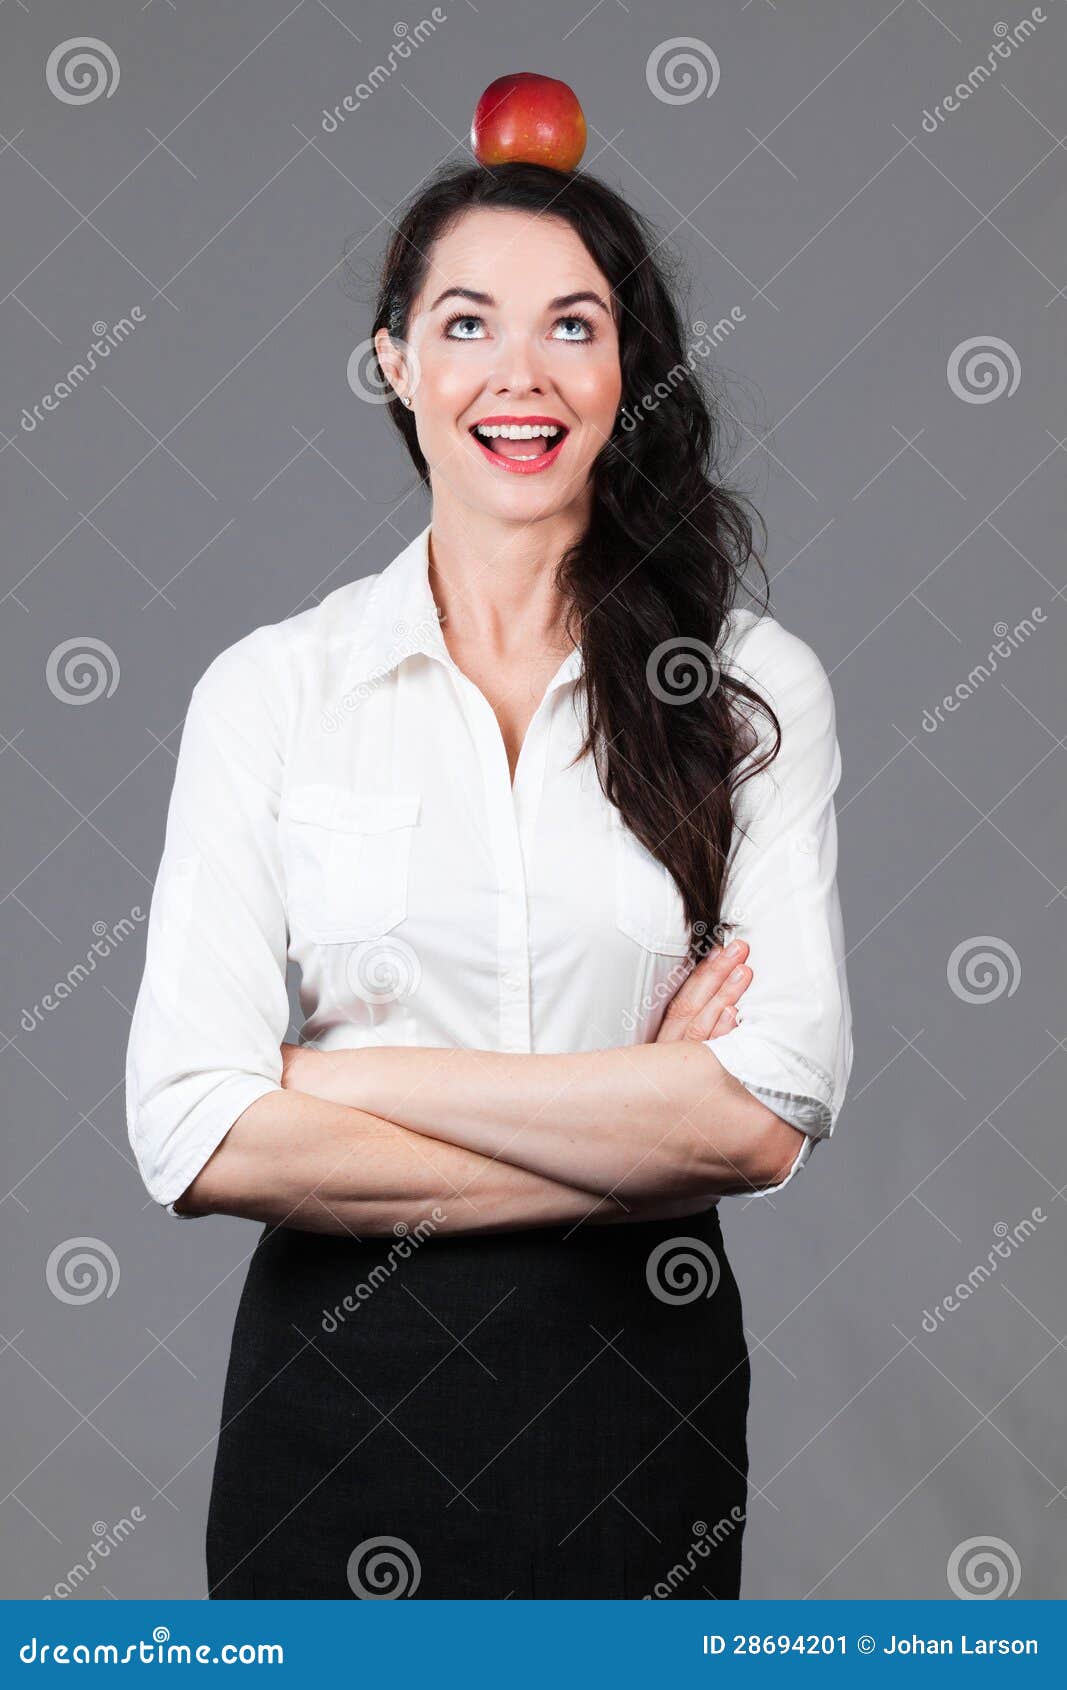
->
xmin=205 ymin=1202 xmax=751 ymax=1599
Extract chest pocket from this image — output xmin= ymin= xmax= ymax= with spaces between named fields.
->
xmin=281 ymin=785 xmax=421 ymax=944
xmin=612 ymin=809 xmax=692 ymax=957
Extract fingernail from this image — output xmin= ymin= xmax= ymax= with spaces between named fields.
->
xmin=726 ymin=940 xmax=744 ymax=957
xmin=728 ymin=965 xmax=746 ymax=982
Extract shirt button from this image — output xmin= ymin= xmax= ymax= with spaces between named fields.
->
xmin=502 ymin=971 xmax=522 ymax=992
xmin=794 ymin=832 xmax=819 ymax=855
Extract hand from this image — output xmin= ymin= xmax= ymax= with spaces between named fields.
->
xmin=280 ymin=1041 xmax=319 ymax=1091
xmin=654 ymin=940 xmax=751 ymax=1045
xmin=279 ymin=1040 xmax=389 ymax=1113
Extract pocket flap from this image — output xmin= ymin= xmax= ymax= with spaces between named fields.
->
xmin=611 ymin=806 xmax=692 ymax=955
xmin=283 ymin=785 xmax=421 ymax=833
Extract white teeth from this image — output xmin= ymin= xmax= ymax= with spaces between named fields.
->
xmin=474 ymin=423 xmax=562 ymax=440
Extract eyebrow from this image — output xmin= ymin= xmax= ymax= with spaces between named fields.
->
xmin=427 ymin=285 xmax=612 ymax=315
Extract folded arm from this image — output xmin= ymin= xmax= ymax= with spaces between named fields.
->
xmin=282 ymin=1042 xmax=803 ymax=1198
xmin=173 ymin=1085 xmax=715 ymax=1233
xmin=178 ymin=933 xmax=779 ymax=1226
xmin=280 ymin=941 xmax=806 ymax=1202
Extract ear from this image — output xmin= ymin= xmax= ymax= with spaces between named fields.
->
xmin=374 ymin=328 xmax=412 ymax=404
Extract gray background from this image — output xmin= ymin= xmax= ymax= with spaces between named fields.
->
xmin=2 ymin=0 xmax=1064 ymax=1601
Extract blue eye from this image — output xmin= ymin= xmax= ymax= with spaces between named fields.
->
xmin=444 ymin=314 xmax=486 ymax=339
xmin=441 ymin=310 xmax=597 ymax=343
xmin=553 ymin=316 xmax=594 ymax=342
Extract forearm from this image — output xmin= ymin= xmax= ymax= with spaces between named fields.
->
xmin=285 ymin=1040 xmax=795 ymax=1199
xmin=174 ymin=1086 xmax=703 ymax=1234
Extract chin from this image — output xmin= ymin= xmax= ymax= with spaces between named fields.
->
xmin=474 ymin=484 xmax=585 ymax=527
xmin=456 ymin=456 xmax=593 ymax=517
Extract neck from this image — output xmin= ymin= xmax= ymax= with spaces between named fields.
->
xmin=426 ymin=503 xmax=585 ymax=658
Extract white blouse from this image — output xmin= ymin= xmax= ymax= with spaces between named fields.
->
xmin=126 ymin=524 xmax=854 ymax=1218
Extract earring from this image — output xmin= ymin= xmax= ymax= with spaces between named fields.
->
xmin=401 ymin=395 xmax=412 ymax=408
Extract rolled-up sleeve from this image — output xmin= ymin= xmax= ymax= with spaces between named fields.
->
xmin=125 ymin=627 xmax=291 ymax=1217
xmin=704 ymin=616 xmax=854 ymax=1195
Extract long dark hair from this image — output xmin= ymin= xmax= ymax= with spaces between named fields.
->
xmin=366 ymin=161 xmax=780 ymax=955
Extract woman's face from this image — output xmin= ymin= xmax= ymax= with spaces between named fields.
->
xmin=377 ymin=208 xmax=623 ymax=525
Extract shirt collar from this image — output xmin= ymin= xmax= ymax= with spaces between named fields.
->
xmin=342 ymin=522 xmax=584 ymax=698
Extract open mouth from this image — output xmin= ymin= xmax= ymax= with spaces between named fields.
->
xmin=468 ymin=418 xmax=570 ymax=476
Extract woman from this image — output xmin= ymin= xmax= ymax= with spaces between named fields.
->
xmin=125 ymin=159 xmax=853 ymax=1600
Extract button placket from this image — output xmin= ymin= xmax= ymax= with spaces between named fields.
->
xmin=504 ymin=686 xmax=562 ymax=1052
xmin=447 ymin=670 xmax=533 ymax=1054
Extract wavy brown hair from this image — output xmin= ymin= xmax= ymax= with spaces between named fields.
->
xmin=365 ymin=160 xmax=781 ymax=955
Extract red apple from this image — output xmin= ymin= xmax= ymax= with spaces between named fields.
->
xmin=471 ymin=73 xmax=586 ymax=172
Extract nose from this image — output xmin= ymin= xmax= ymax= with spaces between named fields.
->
xmin=489 ymin=331 xmax=547 ymax=398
